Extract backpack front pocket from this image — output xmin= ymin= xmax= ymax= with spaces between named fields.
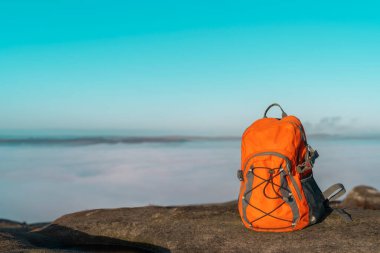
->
xmin=240 ymin=155 xmax=300 ymax=231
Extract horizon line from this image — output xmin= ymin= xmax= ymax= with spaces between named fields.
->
xmin=0 ymin=133 xmax=379 ymax=146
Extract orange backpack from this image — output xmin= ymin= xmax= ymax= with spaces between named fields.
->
xmin=237 ymin=103 xmax=351 ymax=232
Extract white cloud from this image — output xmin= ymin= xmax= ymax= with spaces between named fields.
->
xmin=303 ymin=116 xmax=359 ymax=135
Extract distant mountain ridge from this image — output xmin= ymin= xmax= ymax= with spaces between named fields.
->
xmin=0 ymin=134 xmax=379 ymax=146
xmin=0 ymin=136 xmax=238 ymax=146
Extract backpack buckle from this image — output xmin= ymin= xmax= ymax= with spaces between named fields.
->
xmin=311 ymin=150 xmax=319 ymax=164
xmin=296 ymin=161 xmax=313 ymax=173
xmin=296 ymin=164 xmax=306 ymax=173
xmin=297 ymin=145 xmax=319 ymax=173
xmin=237 ymin=170 xmax=244 ymax=181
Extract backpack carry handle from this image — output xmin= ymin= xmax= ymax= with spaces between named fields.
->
xmin=263 ymin=103 xmax=288 ymax=118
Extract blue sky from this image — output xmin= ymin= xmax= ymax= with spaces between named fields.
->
xmin=0 ymin=0 xmax=379 ymax=136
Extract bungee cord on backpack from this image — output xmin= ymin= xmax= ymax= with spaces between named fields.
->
xmin=243 ymin=166 xmax=293 ymax=228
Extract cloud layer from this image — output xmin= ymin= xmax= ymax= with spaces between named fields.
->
xmin=0 ymin=139 xmax=379 ymax=222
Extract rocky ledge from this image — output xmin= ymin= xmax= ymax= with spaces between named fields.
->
xmin=1 ymin=186 xmax=379 ymax=253
xmin=341 ymin=185 xmax=380 ymax=210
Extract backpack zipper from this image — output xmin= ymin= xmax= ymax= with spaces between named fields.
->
xmin=286 ymin=121 xmax=307 ymax=144
xmin=285 ymin=121 xmax=309 ymax=168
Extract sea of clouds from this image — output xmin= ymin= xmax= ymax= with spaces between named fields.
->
xmin=0 ymin=138 xmax=379 ymax=222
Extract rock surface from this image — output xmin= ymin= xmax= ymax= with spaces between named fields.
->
xmin=0 ymin=202 xmax=377 ymax=253
xmin=1 ymin=188 xmax=380 ymax=253
xmin=341 ymin=185 xmax=380 ymax=210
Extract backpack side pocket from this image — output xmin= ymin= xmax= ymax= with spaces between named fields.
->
xmin=301 ymin=174 xmax=327 ymax=225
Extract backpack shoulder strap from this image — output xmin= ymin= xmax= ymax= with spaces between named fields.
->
xmin=323 ymin=183 xmax=352 ymax=222
xmin=323 ymin=183 xmax=346 ymax=201
xmin=333 ymin=208 xmax=353 ymax=222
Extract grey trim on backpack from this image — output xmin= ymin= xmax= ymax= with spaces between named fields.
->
xmin=280 ymin=169 xmax=299 ymax=225
xmin=242 ymin=170 xmax=254 ymax=226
